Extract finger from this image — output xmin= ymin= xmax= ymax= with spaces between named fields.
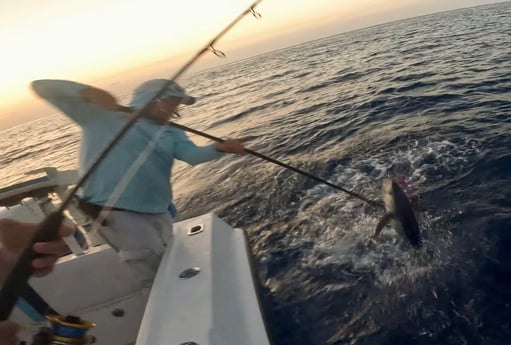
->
xmin=225 ymin=142 xmax=246 ymax=154
xmin=33 ymin=240 xmax=68 ymax=255
xmin=0 ymin=219 xmax=35 ymax=250
xmin=32 ymin=266 xmax=54 ymax=278
xmin=32 ymin=255 xmax=58 ymax=270
xmin=59 ymin=223 xmax=75 ymax=237
xmin=33 ymin=222 xmax=73 ymax=255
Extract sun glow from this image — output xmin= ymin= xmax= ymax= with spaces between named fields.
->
xmin=0 ymin=0 xmax=500 ymax=128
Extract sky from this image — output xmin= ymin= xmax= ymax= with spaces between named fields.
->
xmin=0 ymin=0 xmax=503 ymax=128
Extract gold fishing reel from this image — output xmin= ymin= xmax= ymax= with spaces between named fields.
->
xmin=29 ymin=315 xmax=96 ymax=345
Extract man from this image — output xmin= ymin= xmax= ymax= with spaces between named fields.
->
xmin=0 ymin=218 xmax=73 ymax=345
xmin=31 ymin=78 xmax=248 ymax=287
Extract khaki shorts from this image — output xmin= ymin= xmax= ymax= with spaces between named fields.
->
xmin=99 ymin=211 xmax=173 ymax=288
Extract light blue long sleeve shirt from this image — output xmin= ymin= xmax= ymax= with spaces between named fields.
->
xmin=31 ymin=80 xmax=223 ymax=214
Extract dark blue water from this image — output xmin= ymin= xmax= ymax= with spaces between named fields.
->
xmin=1 ymin=2 xmax=510 ymax=344
xmin=172 ymin=3 xmax=511 ymax=345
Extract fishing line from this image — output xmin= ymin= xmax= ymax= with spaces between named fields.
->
xmin=0 ymin=0 xmax=263 ymax=321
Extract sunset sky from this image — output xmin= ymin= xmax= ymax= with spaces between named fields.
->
xmin=0 ymin=0 xmax=502 ymax=128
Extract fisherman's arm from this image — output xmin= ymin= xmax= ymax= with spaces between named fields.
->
xmin=80 ymin=87 xmax=129 ymax=112
xmin=31 ymin=80 xmax=125 ymax=124
xmin=173 ymin=128 xmax=224 ymax=165
xmin=173 ymin=128 xmax=247 ymax=165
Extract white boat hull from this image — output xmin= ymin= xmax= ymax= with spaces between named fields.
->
xmin=1 ymin=168 xmax=272 ymax=344
xmin=138 ymin=213 xmax=272 ymax=345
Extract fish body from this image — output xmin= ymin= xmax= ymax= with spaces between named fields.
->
xmin=374 ymin=178 xmax=421 ymax=247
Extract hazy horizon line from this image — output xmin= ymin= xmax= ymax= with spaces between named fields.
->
xmin=0 ymin=0 xmax=507 ymax=130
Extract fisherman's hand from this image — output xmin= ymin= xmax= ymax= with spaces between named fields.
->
xmin=0 ymin=218 xmax=74 ymax=280
xmin=81 ymin=87 xmax=124 ymax=112
xmin=0 ymin=320 xmax=19 ymax=345
xmin=215 ymin=136 xmax=256 ymax=155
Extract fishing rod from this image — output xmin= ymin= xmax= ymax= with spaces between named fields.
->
xmin=169 ymin=121 xmax=384 ymax=208
xmin=0 ymin=0 xmax=264 ymax=321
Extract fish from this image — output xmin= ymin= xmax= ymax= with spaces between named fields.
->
xmin=373 ymin=178 xmax=421 ymax=247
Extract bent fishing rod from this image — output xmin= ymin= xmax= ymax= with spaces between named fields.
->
xmin=169 ymin=121 xmax=384 ymax=208
xmin=0 ymin=0 xmax=263 ymax=321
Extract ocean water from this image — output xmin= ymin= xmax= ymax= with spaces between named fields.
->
xmin=1 ymin=2 xmax=511 ymax=344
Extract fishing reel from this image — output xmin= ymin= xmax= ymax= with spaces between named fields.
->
xmin=27 ymin=315 xmax=96 ymax=345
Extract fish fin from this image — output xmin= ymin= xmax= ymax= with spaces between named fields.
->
xmin=373 ymin=213 xmax=393 ymax=238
